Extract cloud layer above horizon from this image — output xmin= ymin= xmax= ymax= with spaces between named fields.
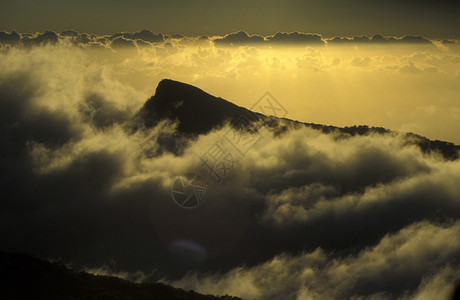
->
xmin=1 ymin=31 xmax=460 ymax=299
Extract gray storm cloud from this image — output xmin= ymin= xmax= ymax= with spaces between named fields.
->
xmin=0 ymin=36 xmax=459 ymax=299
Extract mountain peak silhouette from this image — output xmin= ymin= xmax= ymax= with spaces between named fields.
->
xmin=138 ymin=79 xmax=262 ymax=134
xmin=152 ymin=79 xmax=206 ymax=104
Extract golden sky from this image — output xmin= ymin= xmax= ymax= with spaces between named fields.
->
xmin=2 ymin=1 xmax=459 ymax=144
xmin=2 ymin=30 xmax=458 ymax=143
xmin=67 ymin=39 xmax=459 ymax=144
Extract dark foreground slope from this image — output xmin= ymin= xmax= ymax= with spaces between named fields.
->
xmin=0 ymin=252 xmax=242 ymax=300
xmin=138 ymin=79 xmax=460 ymax=160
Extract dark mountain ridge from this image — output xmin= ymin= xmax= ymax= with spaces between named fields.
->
xmin=138 ymin=79 xmax=263 ymax=134
xmin=138 ymin=79 xmax=460 ymax=160
xmin=0 ymin=251 xmax=242 ymax=300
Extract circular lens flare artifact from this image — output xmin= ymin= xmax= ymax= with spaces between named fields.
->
xmin=171 ymin=173 xmax=207 ymax=209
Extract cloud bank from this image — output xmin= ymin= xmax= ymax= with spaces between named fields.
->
xmin=0 ymin=30 xmax=447 ymax=50
xmin=171 ymin=221 xmax=460 ymax=300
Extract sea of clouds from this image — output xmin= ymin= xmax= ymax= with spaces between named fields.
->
xmin=1 ymin=31 xmax=460 ymax=299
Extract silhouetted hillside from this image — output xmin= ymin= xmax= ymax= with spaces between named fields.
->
xmin=137 ymin=79 xmax=460 ymax=160
xmin=0 ymin=252 xmax=242 ymax=300
xmin=138 ymin=79 xmax=263 ymax=134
